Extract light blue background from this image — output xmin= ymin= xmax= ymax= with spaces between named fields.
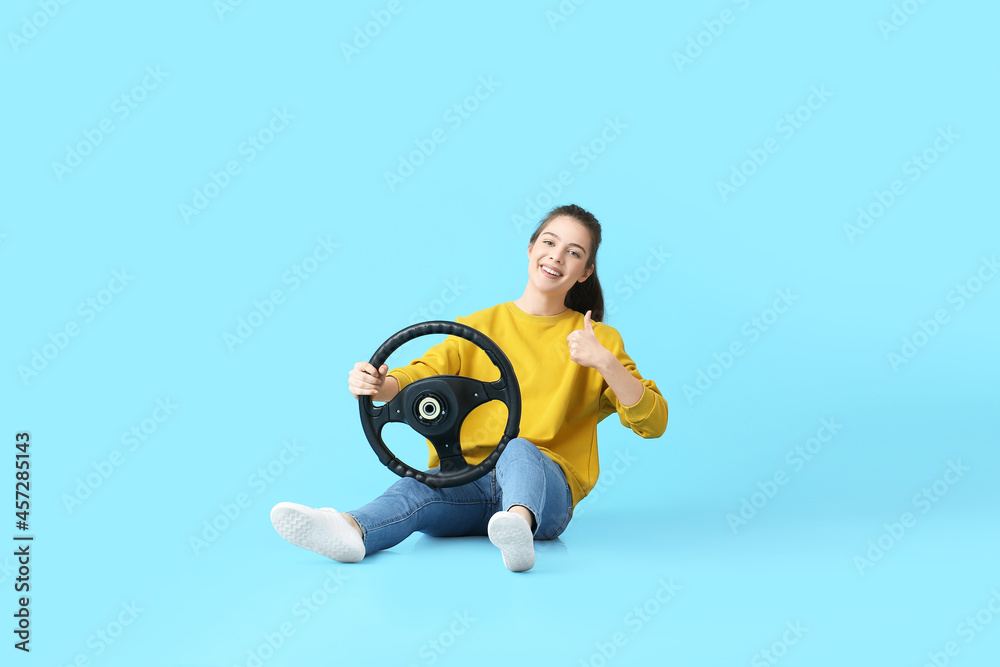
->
xmin=3 ymin=1 xmax=998 ymax=665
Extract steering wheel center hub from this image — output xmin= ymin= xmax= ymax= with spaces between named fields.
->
xmin=415 ymin=392 xmax=446 ymax=425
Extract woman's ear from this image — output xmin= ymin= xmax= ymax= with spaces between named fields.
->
xmin=579 ymin=264 xmax=595 ymax=282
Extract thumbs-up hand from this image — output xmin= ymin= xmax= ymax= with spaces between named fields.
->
xmin=567 ymin=310 xmax=610 ymax=369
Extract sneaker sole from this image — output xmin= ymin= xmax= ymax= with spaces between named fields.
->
xmin=270 ymin=503 xmax=363 ymax=563
xmin=488 ymin=512 xmax=535 ymax=572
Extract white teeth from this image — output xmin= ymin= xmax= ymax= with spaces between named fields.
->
xmin=541 ymin=265 xmax=562 ymax=277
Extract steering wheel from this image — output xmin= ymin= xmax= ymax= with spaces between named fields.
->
xmin=358 ymin=321 xmax=521 ymax=488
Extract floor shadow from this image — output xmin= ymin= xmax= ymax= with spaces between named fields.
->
xmin=410 ymin=532 xmax=569 ymax=555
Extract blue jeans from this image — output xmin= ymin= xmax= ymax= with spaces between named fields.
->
xmin=346 ymin=438 xmax=573 ymax=554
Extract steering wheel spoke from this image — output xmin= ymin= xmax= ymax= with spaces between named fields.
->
xmin=440 ymin=375 xmax=494 ymax=421
xmin=426 ymin=433 xmax=470 ymax=474
xmin=381 ymin=394 xmax=409 ymax=425
xmin=361 ymin=395 xmax=407 ymax=432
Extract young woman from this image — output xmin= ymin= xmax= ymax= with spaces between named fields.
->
xmin=271 ymin=204 xmax=667 ymax=572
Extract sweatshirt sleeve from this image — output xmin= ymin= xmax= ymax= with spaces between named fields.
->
xmin=597 ymin=328 xmax=668 ymax=438
xmin=387 ymin=334 xmax=464 ymax=391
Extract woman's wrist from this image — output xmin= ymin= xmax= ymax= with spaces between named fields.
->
xmin=374 ymin=375 xmax=399 ymax=402
xmin=595 ymin=349 xmax=619 ymax=377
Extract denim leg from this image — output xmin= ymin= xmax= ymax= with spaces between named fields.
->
xmin=495 ymin=438 xmax=574 ymax=540
xmin=346 ymin=472 xmax=495 ymax=554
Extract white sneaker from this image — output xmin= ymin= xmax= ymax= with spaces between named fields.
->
xmin=270 ymin=502 xmax=365 ymax=563
xmin=488 ymin=511 xmax=535 ymax=572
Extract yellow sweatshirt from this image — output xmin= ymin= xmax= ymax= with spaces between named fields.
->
xmin=387 ymin=301 xmax=668 ymax=508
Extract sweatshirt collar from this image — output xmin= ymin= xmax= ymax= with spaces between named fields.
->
xmin=505 ymin=301 xmax=578 ymax=323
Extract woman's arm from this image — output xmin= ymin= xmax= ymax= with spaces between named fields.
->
xmin=374 ymin=374 xmax=399 ymax=402
xmin=595 ymin=353 xmax=644 ymax=407
xmin=570 ymin=310 xmax=667 ymax=437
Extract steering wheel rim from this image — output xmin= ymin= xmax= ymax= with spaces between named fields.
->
xmin=358 ymin=321 xmax=521 ymax=488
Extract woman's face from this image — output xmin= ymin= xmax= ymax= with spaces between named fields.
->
xmin=526 ymin=215 xmax=594 ymax=297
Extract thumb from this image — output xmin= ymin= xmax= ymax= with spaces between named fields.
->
xmin=584 ymin=310 xmax=594 ymax=332
xmin=379 ymin=364 xmax=388 ymax=376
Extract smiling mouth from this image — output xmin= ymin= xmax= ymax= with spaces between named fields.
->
xmin=540 ymin=264 xmax=563 ymax=278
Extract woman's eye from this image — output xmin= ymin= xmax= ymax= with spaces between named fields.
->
xmin=569 ymin=250 xmax=580 ymax=258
